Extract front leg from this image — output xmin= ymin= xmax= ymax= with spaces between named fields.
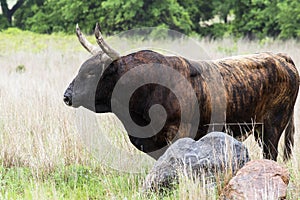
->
xmin=128 ymin=125 xmax=179 ymax=159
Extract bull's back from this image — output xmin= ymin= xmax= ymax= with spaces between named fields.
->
xmin=213 ymin=52 xmax=299 ymax=123
xmin=125 ymin=50 xmax=299 ymax=127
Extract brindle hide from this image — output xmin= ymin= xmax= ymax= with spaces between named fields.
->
xmin=93 ymin=50 xmax=299 ymax=161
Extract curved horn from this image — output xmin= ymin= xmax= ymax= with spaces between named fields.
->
xmin=76 ymin=24 xmax=100 ymax=55
xmin=94 ymin=23 xmax=120 ymax=60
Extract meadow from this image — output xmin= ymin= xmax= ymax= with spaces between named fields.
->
xmin=0 ymin=28 xmax=299 ymax=199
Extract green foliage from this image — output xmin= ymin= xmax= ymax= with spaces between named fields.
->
xmin=15 ymin=0 xmax=102 ymax=34
xmin=14 ymin=0 xmax=44 ymax=29
xmin=100 ymin=0 xmax=193 ymax=35
xmin=277 ymin=0 xmax=300 ymax=39
xmin=13 ymin=0 xmax=195 ymax=35
xmin=230 ymin=0 xmax=280 ymax=39
xmin=0 ymin=15 xmax=9 ymax=30
xmin=177 ymin=0 xmax=214 ymax=33
xmin=3 ymin=0 xmax=300 ymax=39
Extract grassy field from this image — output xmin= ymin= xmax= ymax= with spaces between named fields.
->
xmin=0 ymin=28 xmax=299 ymax=199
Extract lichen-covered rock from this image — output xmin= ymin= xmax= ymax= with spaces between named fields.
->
xmin=143 ymin=132 xmax=250 ymax=191
xmin=220 ymin=159 xmax=289 ymax=200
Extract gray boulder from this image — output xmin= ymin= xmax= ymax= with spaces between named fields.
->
xmin=143 ymin=132 xmax=250 ymax=191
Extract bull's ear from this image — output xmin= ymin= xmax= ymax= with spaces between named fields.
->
xmin=94 ymin=23 xmax=120 ymax=60
xmin=76 ymin=24 xmax=101 ymax=55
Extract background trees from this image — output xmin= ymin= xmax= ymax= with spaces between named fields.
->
xmin=99 ymin=0 xmax=193 ymax=35
xmin=0 ymin=0 xmax=24 ymax=25
xmin=1 ymin=0 xmax=300 ymax=39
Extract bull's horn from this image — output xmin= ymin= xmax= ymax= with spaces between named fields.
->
xmin=94 ymin=23 xmax=120 ymax=60
xmin=76 ymin=24 xmax=100 ymax=55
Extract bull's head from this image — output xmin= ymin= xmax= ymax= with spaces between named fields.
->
xmin=63 ymin=23 xmax=120 ymax=112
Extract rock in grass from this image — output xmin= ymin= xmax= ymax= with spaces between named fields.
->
xmin=220 ymin=159 xmax=289 ymax=200
xmin=143 ymin=132 xmax=250 ymax=191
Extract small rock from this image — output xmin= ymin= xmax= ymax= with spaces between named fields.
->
xmin=220 ymin=159 xmax=289 ymax=200
xmin=143 ymin=132 xmax=250 ymax=191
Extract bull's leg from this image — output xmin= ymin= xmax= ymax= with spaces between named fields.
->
xmin=262 ymin=127 xmax=281 ymax=161
xmin=224 ymin=124 xmax=253 ymax=142
xmin=261 ymin=113 xmax=291 ymax=161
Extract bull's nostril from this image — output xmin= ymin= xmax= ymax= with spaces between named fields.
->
xmin=63 ymin=96 xmax=72 ymax=106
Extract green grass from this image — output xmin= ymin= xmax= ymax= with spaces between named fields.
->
xmin=0 ymin=164 xmax=182 ymax=199
xmin=0 ymin=28 xmax=300 ymax=199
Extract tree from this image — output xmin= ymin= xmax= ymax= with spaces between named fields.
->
xmin=4 ymin=0 xmax=300 ymax=40
xmin=277 ymin=0 xmax=300 ymax=39
xmin=20 ymin=0 xmax=102 ymax=34
xmin=177 ymin=0 xmax=214 ymax=33
xmin=19 ymin=0 xmax=193 ymax=35
xmin=100 ymin=0 xmax=193 ymax=35
xmin=0 ymin=0 xmax=25 ymax=25
xmin=14 ymin=0 xmax=45 ymax=29
xmin=212 ymin=0 xmax=233 ymax=24
xmin=230 ymin=0 xmax=280 ymax=39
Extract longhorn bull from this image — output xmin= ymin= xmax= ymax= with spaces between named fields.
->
xmin=64 ymin=23 xmax=299 ymax=161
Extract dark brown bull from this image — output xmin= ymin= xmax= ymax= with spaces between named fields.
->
xmin=64 ymin=24 xmax=299 ymax=161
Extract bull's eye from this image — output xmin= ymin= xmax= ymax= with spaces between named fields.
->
xmin=86 ymin=73 xmax=95 ymax=78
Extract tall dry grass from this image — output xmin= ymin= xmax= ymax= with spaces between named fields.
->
xmin=0 ymin=30 xmax=299 ymax=198
xmin=0 ymin=32 xmax=90 ymax=172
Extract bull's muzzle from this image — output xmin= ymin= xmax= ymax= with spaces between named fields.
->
xmin=63 ymin=93 xmax=72 ymax=106
xmin=64 ymin=80 xmax=74 ymax=106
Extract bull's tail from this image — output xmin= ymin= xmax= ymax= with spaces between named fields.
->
xmin=283 ymin=111 xmax=295 ymax=162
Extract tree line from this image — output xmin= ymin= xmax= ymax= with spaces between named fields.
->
xmin=1 ymin=0 xmax=300 ymax=39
